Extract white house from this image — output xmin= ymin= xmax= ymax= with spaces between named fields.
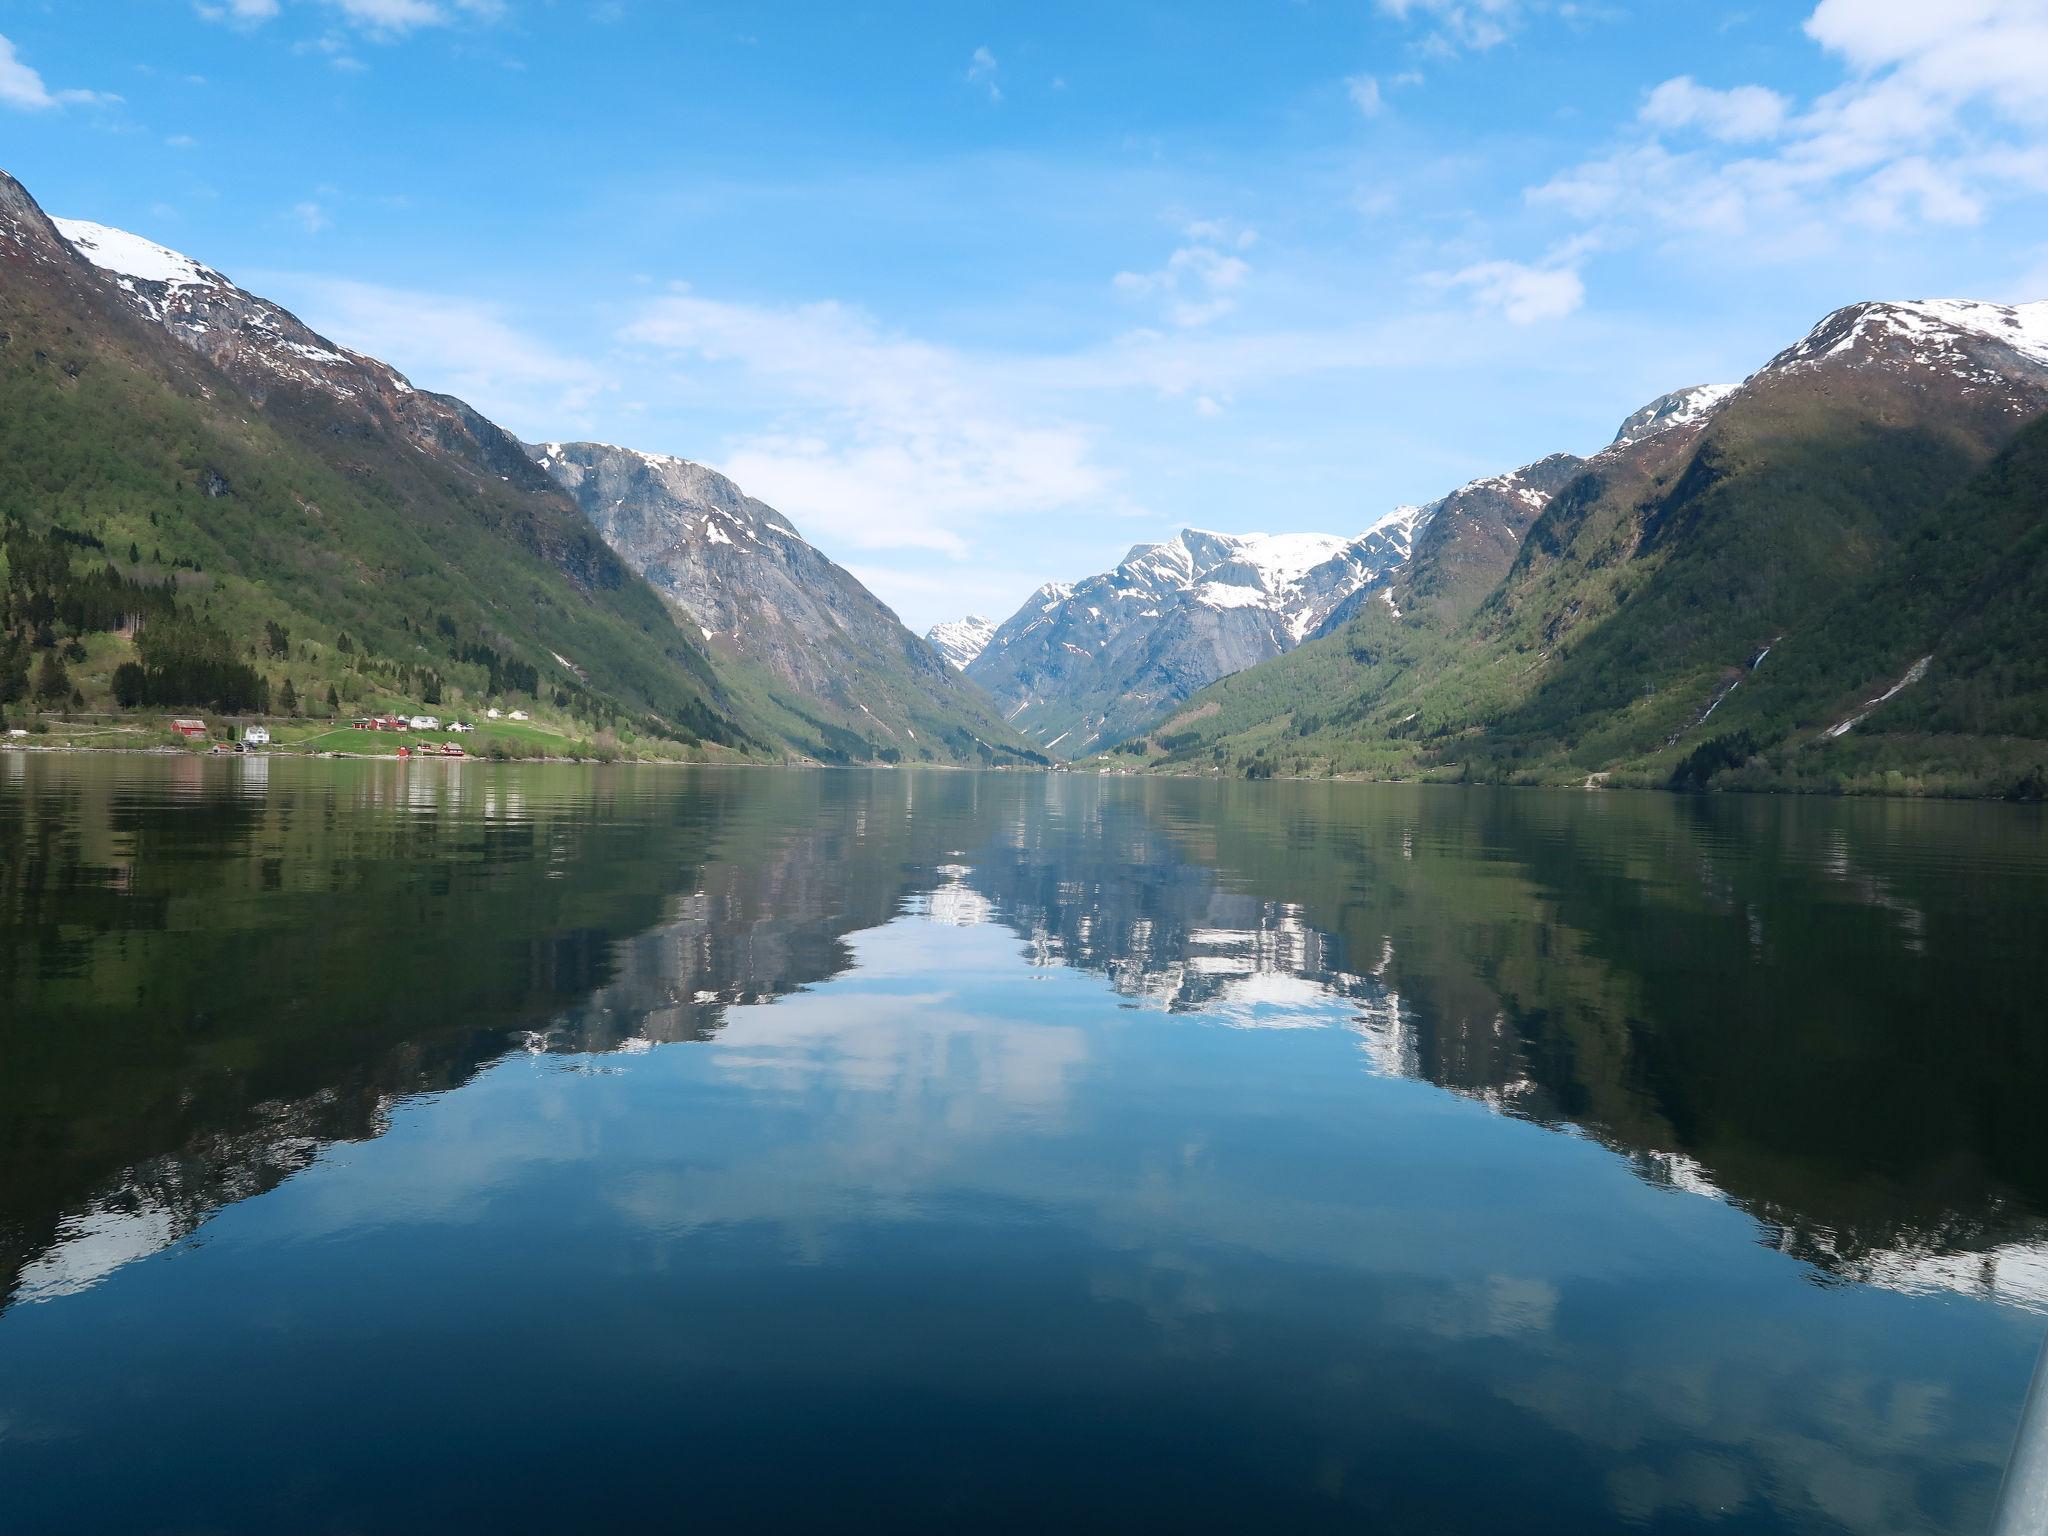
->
xmin=409 ymin=715 xmax=440 ymax=731
xmin=447 ymin=721 xmax=473 ymax=734
xmin=243 ymin=726 xmax=271 ymax=747
xmin=508 ymin=709 xmax=530 ymax=721
xmin=486 ymin=707 xmax=503 ymax=719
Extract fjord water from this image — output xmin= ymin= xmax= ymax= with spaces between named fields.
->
xmin=2 ymin=757 xmax=2045 ymax=1534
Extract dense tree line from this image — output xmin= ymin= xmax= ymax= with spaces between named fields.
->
xmin=112 ymin=611 xmax=268 ymax=713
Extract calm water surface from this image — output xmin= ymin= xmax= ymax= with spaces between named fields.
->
xmin=2 ymin=754 xmax=2045 ymax=1533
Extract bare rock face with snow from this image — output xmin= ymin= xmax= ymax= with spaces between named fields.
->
xmin=1609 ymin=385 xmax=1738 ymax=450
xmin=925 ymin=615 xmax=997 ymax=671
xmin=530 ymin=441 xmax=1026 ymax=760
xmin=966 ymin=516 xmax=1425 ymax=756
xmin=51 ymin=218 xmax=557 ymax=498
xmin=1755 ymin=298 xmax=2048 ymax=412
xmin=1375 ymin=452 xmax=1589 ymax=630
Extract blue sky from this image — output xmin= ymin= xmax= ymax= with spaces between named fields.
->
xmin=4 ymin=1 xmax=2046 ymax=631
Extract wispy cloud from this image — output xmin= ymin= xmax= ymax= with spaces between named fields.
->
xmin=1434 ymin=257 xmax=1585 ymax=324
xmin=1346 ymin=74 xmax=1385 ymax=116
xmin=622 ymin=288 xmax=1125 ymax=556
xmin=198 ymin=0 xmax=503 ymax=36
xmin=1639 ymin=76 xmax=1790 ymax=142
xmin=194 ymin=0 xmax=282 ymax=24
xmin=967 ymin=45 xmax=1000 ymax=103
xmin=0 ymin=32 xmax=115 ymax=109
xmin=1379 ymin=0 xmax=1527 ymax=55
xmin=1114 ymin=222 xmax=1257 ymax=329
xmin=266 ymin=273 xmax=617 ymax=433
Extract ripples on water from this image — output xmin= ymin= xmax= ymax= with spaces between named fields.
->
xmin=1 ymin=753 xmax=2044 ymax=1533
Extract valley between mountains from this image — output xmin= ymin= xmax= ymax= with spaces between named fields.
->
xmin=4 ymin=163 xmax=2045 ymax=798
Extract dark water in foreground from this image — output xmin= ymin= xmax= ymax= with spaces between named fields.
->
xmin=2 ymin=756 xmax=2045 ymax=1534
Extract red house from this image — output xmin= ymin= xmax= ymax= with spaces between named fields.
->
xmin=169 ymin=718 xmax=207 ymax=739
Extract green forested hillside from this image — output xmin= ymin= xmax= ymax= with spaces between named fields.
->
xmin=1115 ymin=342 xmax=2048 ymax=798
xmin=0 ymin=173 xmax=755 ymax=749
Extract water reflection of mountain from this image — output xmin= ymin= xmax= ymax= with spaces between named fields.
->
xmin=5 ymin=758 xmax=2046 ymax=1318
xmin=952 ymin=780 xmax=2048 ymax=1311
xmin=0 ymin=761 xmax=981 ymax=1309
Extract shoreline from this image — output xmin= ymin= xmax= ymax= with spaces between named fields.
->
xmin=6 ymin=737 xmax=2044 ymax=803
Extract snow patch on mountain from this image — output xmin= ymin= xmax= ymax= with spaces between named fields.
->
xmin=53 ymin=218 xmax=218 ymax=290
xmin=926 ymin=615 xmax=997 ymax=671
xmin=1609 ymin=384 xmax=1738 ymax=450
xmin=1767 ymin=299 xmax=2048 ymax=383
xmin=53 ymin=215 xmax=425 ymax=407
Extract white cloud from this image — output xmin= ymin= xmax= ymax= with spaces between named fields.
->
xmin=967 ymin=45 xmax=1000 ymax=103
xmin=1436 ymin=259 xmax=1586 ymax=324
xmin=0 ymin=32 xmax=112 ymax=109
xmin=622 ymin=289 xmax=1124 ymax=557
xmin=1114 ymin=222 xmax=1257 ymax=329
xmin=1346 ymin=74 xmax=1385 ymax=116
xmin=267 ymin=274 xmax=616 ymax=434
xmin=1850 ymin=155 xmax=1985 ymax=228
xmin=1536 ymin=0 xmax=2048 ymax=256
xmin=293 ymin=200 xmax=332 ymax=234
xmin=1378 ymin=0 xmax=1526 ymax=53
xmin=1640 ymin=76 xmax=1790 ymax=142
xmin=198 ymin=0 xmax=502 ymax=35
xmin=195 ymin=0 xmax=282 ymax=22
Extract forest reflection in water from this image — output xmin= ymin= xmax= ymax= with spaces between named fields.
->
xmin=1 ymin=753 xmax=2043 ymax=1534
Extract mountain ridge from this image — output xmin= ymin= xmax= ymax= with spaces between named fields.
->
xmin=1120 ymin=293 xmax=2048 ymax=796
xmin=0 ymin=167 xmax=755 ymax=748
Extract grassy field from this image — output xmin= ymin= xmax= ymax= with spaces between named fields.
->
xmin=276 ymin=716 xmax=575 ymax=757
xmin=3 ymin=708 xmax=697 ymax=762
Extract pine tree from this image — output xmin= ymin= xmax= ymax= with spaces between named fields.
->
xmin=33 ymin=650 xmax=69 ymax=704
xmin=279 ymin=678 xmax=299 ymax=715
xmin=326 ymin=683 xmax=340 ymax=713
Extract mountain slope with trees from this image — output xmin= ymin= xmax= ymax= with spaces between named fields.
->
xmin=1117 ymin=299 xmax=2048 ymax=797
xmin=0 ymin=168 xmax=755 ymax=748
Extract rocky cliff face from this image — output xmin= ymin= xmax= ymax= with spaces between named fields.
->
xmin=528 ymin=441 xmax=1040 ymax=765
xmin=1381 ymin=452 xmax=1589 ymax=629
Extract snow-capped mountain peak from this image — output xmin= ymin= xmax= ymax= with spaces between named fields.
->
xmin=1116 ymin=528 xmax=1365 ymax=607
xmin=1609 ymin=384 xmax=1739 ymax=449
xmin=1765 ymin=298 xmax=2048 ymax=382
xmin=925 ymin=615 xmax=998 ymax=671
xmin=51 ymin=215 xmax=425 ymax=407
xmin=968 ymin=516 xmax=1428 ymax=755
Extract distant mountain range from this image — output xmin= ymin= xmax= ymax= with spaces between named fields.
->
xmin=936 ymin=515 xmax=1427 ymax=755
xmin=932 ymin=390 xmax=1720 ymax=760
xmin=6 ymin=161 xmax=2045 ymax=794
